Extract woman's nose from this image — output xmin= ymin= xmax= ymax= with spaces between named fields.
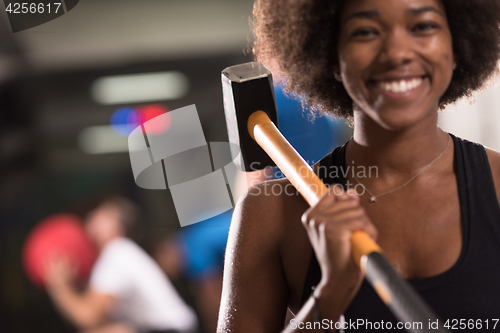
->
xmin=378 ymin=29 xmax=415 ymax=67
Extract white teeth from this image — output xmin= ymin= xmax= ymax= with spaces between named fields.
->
xmin=377 ymin=77 xmax=423 ymax=93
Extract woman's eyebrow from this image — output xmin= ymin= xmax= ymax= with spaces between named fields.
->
xmin=407 ymin=6 xmax=444 ymax=17
xmin=343 ymin=6 xmax=444 ymax=24
xmin=343 ymin=10 xmax=379 ymax=24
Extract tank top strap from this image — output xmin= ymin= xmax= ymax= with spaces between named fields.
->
xmin=453 ymin=134 xmax=500 ymax=225
xmin=301 ymin=143 xmax=348 ymax=306
xmin=452 ymin=134 xmax=500 ymax=283
xmin=316 ymin=142 xmax=348 ymax=187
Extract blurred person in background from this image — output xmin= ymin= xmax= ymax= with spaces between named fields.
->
xmin=44 ymin=196 xmax=198 ymax=333
xmin=155 ymin=210 xmax=232 ymax=333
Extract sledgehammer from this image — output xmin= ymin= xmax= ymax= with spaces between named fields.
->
xmin=221 ymin=62 xmax=448 ymax=333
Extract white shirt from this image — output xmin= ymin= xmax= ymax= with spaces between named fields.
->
xmin=90 ymin=237 xmax=197 ymax=332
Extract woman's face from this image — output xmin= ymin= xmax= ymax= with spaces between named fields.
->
xmin=337 ymin=0 xmax=454 ymax=130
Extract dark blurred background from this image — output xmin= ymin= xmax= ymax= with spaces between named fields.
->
xmin=1 ymin=1 xmax=499 ymax=332
xmin=0 ymin=1 xmax=255 ymax=332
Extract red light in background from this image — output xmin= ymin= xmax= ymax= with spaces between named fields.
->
xmin=138 ymin=104 xmax=171 ymax=135
xmin=110 ymin=104 xmax=171 ymax=136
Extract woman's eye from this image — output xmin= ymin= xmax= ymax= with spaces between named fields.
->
xmin=351 ymin=28 xmax=377 ymax=38
xmin=413 ymin=22 xmax=439 ymax=33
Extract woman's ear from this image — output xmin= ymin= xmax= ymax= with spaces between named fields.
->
xmin=333 ymin=66 xmax=342 ymax=82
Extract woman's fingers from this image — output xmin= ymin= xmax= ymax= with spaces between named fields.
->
xmin=301 ymin=183 xmax=377 ymax=246
xmin=301 ymin=183 xmax=377 ymax=271
xmin=306 ymin=204 xmax=377 ymax=243
xmin=299 ymin=183 xmax=378 ymax=310
xmin=303 ymin=185 xmax=353 ymax=221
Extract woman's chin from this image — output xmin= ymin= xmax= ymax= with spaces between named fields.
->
xmin=358 ymin=105 xmax=437 ymax=132
xmin=374 ymin=117 xmax=421 ymax=131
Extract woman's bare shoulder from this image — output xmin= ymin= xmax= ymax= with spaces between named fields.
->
xmin=236 ymin=178 xmax=307 ymax=233
xmin=485 ymin=148 xmax=500 ymax=204
xmin=485 ymin=147 xmax=500 ymax=176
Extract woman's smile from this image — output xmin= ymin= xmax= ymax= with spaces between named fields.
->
xmin=338 ymin=0 xmax=454 ymax=129
xmin=373 ymin=76 xmax=424 ymax=94
xmin=365 ymin=75 xmax=428 ymax=109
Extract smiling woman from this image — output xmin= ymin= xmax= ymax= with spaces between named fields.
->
xmin=337 ymin=0 xmax=455 ymax=131
xmin=217 ymin=1 xmax=500 ymax=333
xmin=252 ymin=0 xmax=500 ymax=119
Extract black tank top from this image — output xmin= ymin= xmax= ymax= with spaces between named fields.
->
xmin=301 ymin=134 xmax=500 ymax=331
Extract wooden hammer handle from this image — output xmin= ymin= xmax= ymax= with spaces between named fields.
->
xmin=248 ymin=111 xmax=382 ymax=266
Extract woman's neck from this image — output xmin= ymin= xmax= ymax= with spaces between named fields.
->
xmin=348 ymin=110 xmax=449 ymax=178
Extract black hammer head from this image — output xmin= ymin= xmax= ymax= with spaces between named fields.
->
xmin=222 ymin=62 xmax=279 ymax=172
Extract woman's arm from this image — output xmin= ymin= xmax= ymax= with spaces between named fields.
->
xmin=217 ymin=183 xmax=377 ymax=332
xmin=217 ymin=184 xmax=289 ymax=332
